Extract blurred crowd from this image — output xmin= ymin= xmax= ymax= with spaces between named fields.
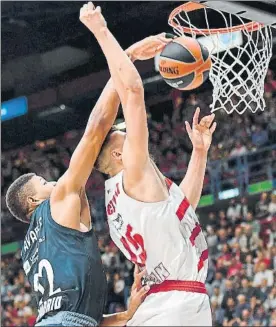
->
xmin=205 ymin=192 xmax=276 ymax=326
xmin=1 ymin=70 xmax=276 ymax=326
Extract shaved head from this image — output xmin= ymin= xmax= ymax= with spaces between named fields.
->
xmin=6 ymin=173 xmax=36 ymax=223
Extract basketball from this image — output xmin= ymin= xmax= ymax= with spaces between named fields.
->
xmin=159 ymin=36 xmax=212 ymax=91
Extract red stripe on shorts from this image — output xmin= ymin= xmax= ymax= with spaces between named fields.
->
xmin=176 ymin=198 xmax=190 ymax=221
xmin=198 ymin=249 xmax=209 ymax=272
xmin=189 ymin=223 xmax=202 ymax=246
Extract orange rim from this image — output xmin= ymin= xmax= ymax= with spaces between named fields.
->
xmin=168 ymin=2 xmax=264 ymax=35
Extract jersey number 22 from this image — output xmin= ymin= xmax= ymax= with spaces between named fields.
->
xmin=34 ymin=259 xmax=61 ymax=302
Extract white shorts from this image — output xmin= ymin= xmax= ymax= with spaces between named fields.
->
xmin=127 ymin=291 xmax=212 ymax=326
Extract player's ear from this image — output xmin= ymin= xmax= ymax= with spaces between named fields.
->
xmin=27 ymin=196 xmax=43 ymax=207
xmin=111 ymin=149 xmax=122 ymax=161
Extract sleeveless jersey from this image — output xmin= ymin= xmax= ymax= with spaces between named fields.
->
xmin=21 ymin=199 xmax=107 ymax=324
xmin=105 ymin=171 xmax=208 ymax=285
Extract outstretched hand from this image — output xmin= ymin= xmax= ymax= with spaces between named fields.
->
xmin=80 ymin=2 xmax=107 ymax=35
xmin=127 ymin=33 xmax=173 ymax=61
xmin=185 ymin=107 xmax=217 ymax=152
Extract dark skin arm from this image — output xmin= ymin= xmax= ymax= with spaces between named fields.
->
xmin=50 ymin=77 xmax=120 ymax=230
xmin=100 ymin=266 xmax=149 ymax=327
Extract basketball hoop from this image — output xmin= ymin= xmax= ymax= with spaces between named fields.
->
xmin=169 ymin=2 xmax=273 ymax=114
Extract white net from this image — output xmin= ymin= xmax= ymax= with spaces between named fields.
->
xmin=169 ymin=3 xmax=273 ymax=115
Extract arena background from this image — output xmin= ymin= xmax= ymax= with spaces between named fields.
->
xmin=1 ymin=1 xmax=276 ymax=326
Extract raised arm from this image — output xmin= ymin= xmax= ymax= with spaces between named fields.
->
xmin=80 ymin=3 xmax=170 ymax=181
xmin=50 ymin=78 xmax=120 ymax=228
xmin=51 ymin=4 xmax=169 ymax=229
xmin=179 ymin=108 xmax=216 ymax=209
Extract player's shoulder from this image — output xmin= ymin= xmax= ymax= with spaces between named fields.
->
xmin=50 ymin=173 xmax=69 ymax=202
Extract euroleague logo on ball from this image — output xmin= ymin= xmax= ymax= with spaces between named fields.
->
xmin=159 ymin=61 xmax=179 ymax=75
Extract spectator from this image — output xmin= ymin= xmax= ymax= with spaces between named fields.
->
xmin=257 ymin=279 xmax=270 ymax=302
xmin=227 ymin=257 xmax=243 ymax=278
xmin=240 ymin=308 xmax=254 ymax=326
xmin=229 ymin=226 xmax=243 ymax=247
xmin=101 ymin=245 xmax=114 ymax=267
xmin=252 ymin=304 xmax=270 ymax=326
xmin=264 ymin=69 xmax=276 ymax=97
xmin=243 ymin=254 xmax=255 ymax=279
xmin=236 ymin=197 xmax=249 ymax=221
xmin=252 ymin=125 xmax=269 ymax=147
xmin=217 ymin=244 xmax=232 ymax=269
xmin=254 ymin=250 xmax=271 ymax=272
xmin=223 ymin=297 xmax=237 ymax=326
xmin=253 ymin=262 xmax=274 ymax=287
xmin=239 ymin=278 xmax=256 ymax=299
xmin=211 ymin=271 xmax=226 ymax=294
xmin=230 ymin=141 xmax=248 ymax=157
xmin=235 ymin=294 xmax=251 ymax=319
xmin=270 ymin=246 xmax=276 ymax=270
xmin=221 ymin=280 xmax=238 ymax=309
xmin=206 ymin=226 xmax=218 ymax=257
xmin=227 ymin=199 xmax=240 ymax=222
xmin=211 ymin=286 xmax=224 ymax=306
xmin=239 ymin=225 xmax=259 ymax=255
xmin=268 ymin=221 xmax=276 ymax=248
xmin=14 ymin=288 xmax=31 ymax=307
xmin=255 ymin=192 xmax=270 ymax=218
xmin=268 ymin=193 xmax=276 ymax=216
xmin=206 ymin=212 xmax=218 ymax=230
xmin=264 ymin=286 xmax=276 ymax=311
xmin=211 ymin=300 xmax=225 ymax=326
xmin=244 ymin=212 xmax=260 ymax=236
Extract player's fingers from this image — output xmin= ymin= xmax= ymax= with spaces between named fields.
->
xmin=205 ymin=113 xmax=215 ymax=128
xmin=156 ymin=44 xmax=164 ymax=51
xmin=210 ymin=122 xmax=217 ymax=134
xmin=80 ymin=7 xmax=86 ymax=17
xmin=135 ymin=268 xmax=147 ymax=284
xmin=137 ymin=284 xmax=150 ymax=299
xmin=95 ymin=6 xmax=101 ymax=13
xmin=158 ymin=36 xmax=172 ymax=44
xmin=158 ymin=32 xmax=166 ymax=38
xmin=83 ymin=4 xmax=88 ymax=11
xmin=87 ymin=1 xmax=95 ymax=10
xmin=199 ymin=113 xmax=213 ymax=128
xmin=193 ymin=107 xmax=200 ymax=126
xmin=185 ymin=121 xmax=192 ymax=137
xmin=199 ymin=118 xmax=207 ymax=128
xmin=134 ymin=264 xmax=139 ymax=276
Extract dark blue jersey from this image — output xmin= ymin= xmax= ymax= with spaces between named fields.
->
xmin=21 ymin=199 xmax=107 ymax=324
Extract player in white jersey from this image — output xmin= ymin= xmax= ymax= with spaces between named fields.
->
xmin=86 ymin=3 xmax=216 ymax=326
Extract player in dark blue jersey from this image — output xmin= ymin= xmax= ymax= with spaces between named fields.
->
xmin=5 ymin=3 xmax=170 ymax=326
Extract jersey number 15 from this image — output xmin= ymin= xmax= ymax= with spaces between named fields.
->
xmin=121 ymin=224 xmax=147 ymax=265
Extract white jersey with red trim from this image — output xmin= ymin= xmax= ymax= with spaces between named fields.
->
xmin=105 ymin=171 xmax=211 ymax=326
xmin=105 ymin=170 xmax=208 ymax=284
